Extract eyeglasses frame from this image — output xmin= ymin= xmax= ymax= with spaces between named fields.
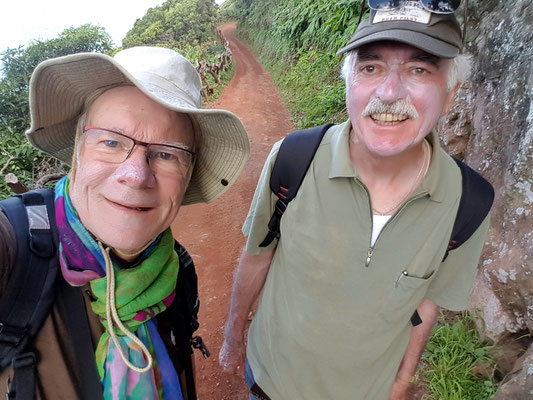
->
xmin=83 ymin=126 xmax=196 ymax=166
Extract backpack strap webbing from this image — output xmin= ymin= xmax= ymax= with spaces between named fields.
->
xmin=442 ymin=158 xmax=495 ymax=261
xmin=169 ymin=240 xmax=208 ymax=400
xmin=0 ymin=189 xmax=59 ymax=399
xmin=259 ymin=123 xmax=334 ymax=247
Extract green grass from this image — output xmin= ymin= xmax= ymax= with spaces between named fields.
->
xmin=423 ymin=313 xmax=498 ymax=400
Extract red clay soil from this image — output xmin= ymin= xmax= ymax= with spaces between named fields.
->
xmin=171 ymin=22 xmax=294 ymax=400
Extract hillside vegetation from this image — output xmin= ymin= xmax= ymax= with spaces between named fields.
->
xmin=221 ymin=0 xmax=363 ymax=128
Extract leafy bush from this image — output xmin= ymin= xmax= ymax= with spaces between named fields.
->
xmin=423 ymin=313 xmax=498 ymax=400
xmin=123 ymin=0 xmax=219 ymax=49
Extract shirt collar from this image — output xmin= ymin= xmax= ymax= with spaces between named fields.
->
xmin=328 ymin=120 xmax=356 ymax=179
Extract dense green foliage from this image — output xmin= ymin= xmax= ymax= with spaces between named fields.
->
xmin=123 ymin=0 xmax=218 ymax=50
xmin=0 ymin=25 xmax=113 ymax=199
xmin=222 ymin=0 xmax=364 ymax=128
xmin=423 ymin=314 xmax=497 ymax=400
xmin=122 ymin=0 xmax=229 ymax=96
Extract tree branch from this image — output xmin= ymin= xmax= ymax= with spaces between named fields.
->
xmin=0 ymin=156 xmax=14 ymax=177
xmin=5 ymin=173 xmax=29 ymax=194
xmin=35 ymin=173 xmax=65 ymax=189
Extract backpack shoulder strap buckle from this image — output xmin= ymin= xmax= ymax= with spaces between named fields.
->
xmin=11 ymin=353 xmax=36 ymax=370
xmin=0 ymin=322 xmax=28 ymax=347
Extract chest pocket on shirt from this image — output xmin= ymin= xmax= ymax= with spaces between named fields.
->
xmin=379 ymin=270 xmax=435 ymax=323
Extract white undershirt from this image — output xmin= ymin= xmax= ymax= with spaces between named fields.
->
xmin=371 ymin=214 xmax=392 ymax=247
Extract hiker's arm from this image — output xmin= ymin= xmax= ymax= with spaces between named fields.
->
xmin=389 ymin=298 xmax=439 ymax=400
xmin=219 ymin=248 xmax=274 ymax=373
xmin=0 ymin=211 xmax=16 ymax=297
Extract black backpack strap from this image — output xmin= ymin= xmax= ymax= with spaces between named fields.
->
xmin=411 ymin=160 xmax=494 ymax=326
xmin=167 ymin=240 xmax=208 ymax=400
xmin=442 ymin=158 xmax=495 ymax=261
xmin=0 ymin=189 xmax=59 ymax=399
xmin=7 ymin=354 xmax=36 ymax=400
xmin=259 ymin=123 xmax=334 ymax=247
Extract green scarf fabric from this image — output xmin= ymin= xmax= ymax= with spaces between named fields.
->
xmin=90 ymin=229 xmax=179 ymax=377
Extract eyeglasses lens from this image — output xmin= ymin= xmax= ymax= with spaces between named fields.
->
xmin=146 ymin=145 xmax=194 ymax=176
xmin=84 ymin=128 xmax=132 ymax=163
xmin=368 ymin=0 xmax=402 ymax=10
xmin=368 ymin=0 xmax=460 ymax=13
xmin=419 ymin=0 xmax=460 ymax=13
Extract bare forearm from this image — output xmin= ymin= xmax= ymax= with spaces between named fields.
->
xmin=396 ymin=298 xmax=440 ymax=381
xmin=224 ymin=248 xmax=274 ymax=342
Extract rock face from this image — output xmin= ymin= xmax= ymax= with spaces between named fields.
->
xmin=494 ymin=343 xmax=533 ymax=400
xmin=437 ymin=0 xmax=532 ymax=389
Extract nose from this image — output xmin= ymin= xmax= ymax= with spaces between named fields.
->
xmin=113 ymin=146 xmax=156 ymax=188
xmin=375 ymin=69 xmax=408 ymax=103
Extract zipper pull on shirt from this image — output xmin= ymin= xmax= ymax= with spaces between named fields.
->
xmin=365 ymin=248 xmax=374 ymax=267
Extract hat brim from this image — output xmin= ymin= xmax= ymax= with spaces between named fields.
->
xmin=26 ymin=52 xmax=250 ymax=205
xmin=337 ymin=29 xmax=459 ymax=58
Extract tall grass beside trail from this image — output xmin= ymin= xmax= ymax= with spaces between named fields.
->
xmin=423 ymin=313 xmax=498 ymax=400
xmin=242 ymin=28 xmax=347 ymax=128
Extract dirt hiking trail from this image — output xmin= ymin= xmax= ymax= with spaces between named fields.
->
xmin=171 ymin=21 xmax=294 ymax=400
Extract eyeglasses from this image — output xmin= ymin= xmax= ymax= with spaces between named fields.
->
xmin=83 ymin=126 xmax=195 ymax=177
xmin=357 ymin=0 xmax=468 ymax=46
xmin=368 ymin=0 xmax=461 ymax=14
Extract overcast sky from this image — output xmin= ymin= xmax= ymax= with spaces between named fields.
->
xmin=0 ymin=0 xmax=226 ymax=54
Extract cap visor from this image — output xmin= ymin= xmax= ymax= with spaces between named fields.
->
xmin=337 ymin=29 xmax=459 ymax=58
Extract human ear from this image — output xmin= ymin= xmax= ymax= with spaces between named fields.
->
xmin=442 ymin=83 xmax=461 ymax=116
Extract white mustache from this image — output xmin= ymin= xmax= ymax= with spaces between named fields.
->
xmin=361 ymin=98 xmax=419 ymax=120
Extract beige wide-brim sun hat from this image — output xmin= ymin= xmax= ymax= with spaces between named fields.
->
xmin=26 ymin=46 xmax=250 ymax=205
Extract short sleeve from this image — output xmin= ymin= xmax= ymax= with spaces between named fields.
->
xmin=425 ymin=215 xmax=491 ymax=311
xmin=242 ymin=141 xmax=283 ymax=255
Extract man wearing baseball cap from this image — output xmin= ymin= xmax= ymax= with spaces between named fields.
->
xmin=221 ymin=1 xmax=492 ymax=399
xmin=0 ymin=46 xmax=249 ymax=399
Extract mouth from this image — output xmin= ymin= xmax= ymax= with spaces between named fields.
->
xmin=370 ymin=113 xmax=409 ymax=126
xmin=107 ymin=199 xmax=153 ymax=213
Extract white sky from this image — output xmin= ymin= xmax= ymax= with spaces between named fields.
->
xmin=0 ymin=0 xmax=226 ymax=54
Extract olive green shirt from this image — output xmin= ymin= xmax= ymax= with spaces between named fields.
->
xmin=243 ymin=120 xmax=490 ymax=400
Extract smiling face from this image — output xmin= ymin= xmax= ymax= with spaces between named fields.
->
xmin=69 ymin=86 xmax=195 ymax=254
xmin=346 ymin=42 xmax=458 ymax=157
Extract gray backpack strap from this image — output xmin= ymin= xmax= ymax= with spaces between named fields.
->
xmin=0 ymin=190 xmax=58 ymax=400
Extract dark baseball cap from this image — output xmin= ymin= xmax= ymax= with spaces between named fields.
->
xmin=337 ymin=2 xmax=462 ymax=58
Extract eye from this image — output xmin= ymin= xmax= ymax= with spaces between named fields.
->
xmin=103 ymin=139 xmax=120 ymax=148
xmin=361 ymin=65 xmax=377 ymax=74
xmin=154 ymin=151 xmax=176 ymax=161
xmin=412 ymin=67 xmax=429 ymax=75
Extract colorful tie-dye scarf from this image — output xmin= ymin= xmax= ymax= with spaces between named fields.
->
xmin=54 ymin=176 xmax=183 ymax=400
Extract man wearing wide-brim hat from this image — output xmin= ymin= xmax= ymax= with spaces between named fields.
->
xmin=0 ymin=46 xmax=249 ymax=399
xmin=221 ymin=1 xmax=493 ymax=399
